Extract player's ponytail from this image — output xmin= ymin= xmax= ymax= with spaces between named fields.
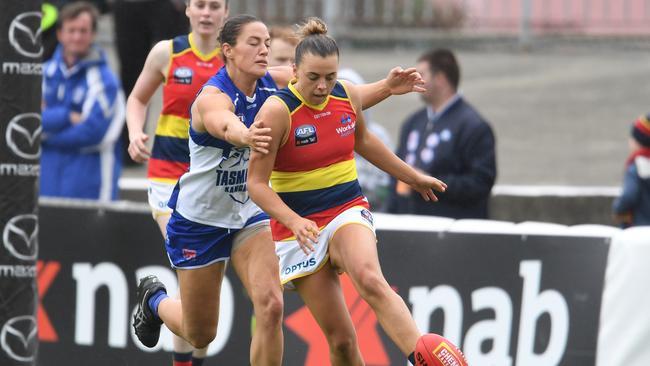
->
xmin=294 ymin=17 xmax=338 ymax=65
xmin=296 ymin=17 xmax=328 ymax=38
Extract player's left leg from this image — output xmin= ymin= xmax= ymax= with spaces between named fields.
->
xmin=329 ymin=223 xmax=420 ymax=358
xmin=231 ymin=227 xmax=284 ymax=366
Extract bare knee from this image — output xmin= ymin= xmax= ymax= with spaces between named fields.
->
xmin=185 ymin=328 xmax=216 ymax=349
xmin=252 ymin=287 xmax=283 ymax=326
xmin=330 ymin=333 xmax=358 ymax=357
xmin=354 ymin=270 xmax=390 ymax=303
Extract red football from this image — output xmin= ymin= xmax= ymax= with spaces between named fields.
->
xmin=414 ymin=333 xmax=468 ymax=366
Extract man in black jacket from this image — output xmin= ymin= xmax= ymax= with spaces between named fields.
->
xmin=389 ymin=48 xmax=497 ymax=218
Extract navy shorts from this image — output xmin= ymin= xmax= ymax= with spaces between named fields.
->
xmin=165 ymin=210 xmax=269 ymax=269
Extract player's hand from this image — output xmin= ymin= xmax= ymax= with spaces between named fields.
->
xmin=128 ymin=132 xmax=150 ymax=163
xmin=288 ymin=217 xmax=319 ymax=255
xmin=410 ymin=173 xmax=447 ymax=202
xmin=69 ymin=112 xmax=83 ymax=125
xmin=246 ymin=120 xmax=272 ymax=154
xmin=385 ymin=66 xmax=426 ymax=95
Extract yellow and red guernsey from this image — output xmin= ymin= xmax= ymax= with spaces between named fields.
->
xmin=148 ymin=33 xmax=224 ymax=184
xmin=270 ymin=81 xmax=368 ymax=241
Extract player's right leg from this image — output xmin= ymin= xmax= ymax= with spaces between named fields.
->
xmin=150 ymin=183 xmax=209 ymax=364
xmin=329 ymin=223 xmax=420 ymax=360
xmin=133 ymin=262 xmax=226 ymax=349
xmin=133 ymin=210 xmax=231 ymax=349
xmin=164 ymin=263 xmax=226 ymax=348
xmin=293 ymin=262 xmax=364 ymax=366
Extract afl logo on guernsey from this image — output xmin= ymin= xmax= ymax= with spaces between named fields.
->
xmin=295 ymin=124 xmax=317 ymax=146
xmin=173 ymin=67 xmax=193 ymax=84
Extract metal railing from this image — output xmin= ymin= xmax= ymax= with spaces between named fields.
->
xmin=229 ymin=0 xmax=650 ymax=35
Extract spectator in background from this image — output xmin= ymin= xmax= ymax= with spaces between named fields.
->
xmin=268 ymin=25 xmax=299 ymax=67
xmin=42 ymin=0 xmax=110 ymax=61
xmin=613 ymin=114 xmax=650 ymax=227
xmin=41 ymin=1 xmax=125 ymax=201
xmin=389 ymin=48 xmax=496 ymax=218
xmin=113 ymin=0 xmax=189 ymax=165
xmin=338 ymin=68 xmax=394 ymax=212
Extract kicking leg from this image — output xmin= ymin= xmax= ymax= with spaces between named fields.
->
xmin=329 ymin=224 xmax=420 ymax=356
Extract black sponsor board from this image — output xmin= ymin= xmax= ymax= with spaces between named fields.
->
xmin=1 ymin=1 xmax=42 ymax=365
xmin=38 ymin=204 xmax=610 ymax=365
xmin=366 ymin=230 xmax=610 ymax=366
xmin=38 ymin=204 xmax=254 ymax=365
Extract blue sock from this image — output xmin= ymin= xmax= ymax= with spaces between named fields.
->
xmin=147 ymin=289 xmax=168 ymax=320
xmin=408 ymin=352 xmax=416 ymax=365
xmin=192 ymin=357 xmax=205 ymax=366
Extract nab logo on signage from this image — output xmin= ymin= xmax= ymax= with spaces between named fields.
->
xmin=295 ymin=124 xmax=317 ymax=146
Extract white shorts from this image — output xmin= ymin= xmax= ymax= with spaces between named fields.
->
xmin=276 ymin=206 xmax=375 ymax=289
xmin=148 ymin=180 xmax=175 ymax=218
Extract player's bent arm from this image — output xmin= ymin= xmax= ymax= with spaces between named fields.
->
xmin=346 ymin=82 xmax=446 ymax=200
xmin=247 ymin=99 xmax=300 ymax=226
xmin=269 ymin=65 xmax=396 ymax=103
xmin=248 ymin=99 xmax=321 ymax=253
xmin=356 ymin=66 xmax=425 ymax=109
xmin=193 ymin=87 xmax=254 ymax=148
xmin=345 ymin=81 xmax=414 ymax=182
xmin=356 ymin=79 xmax=391 ymax=110
xmin=126 ymin=40 xmax=170 ymax=140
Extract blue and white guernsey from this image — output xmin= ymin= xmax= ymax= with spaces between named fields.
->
xmin=171 ymin=67 xmax=278 ymax=228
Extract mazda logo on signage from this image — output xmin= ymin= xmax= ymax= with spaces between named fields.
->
xmin=6 ymin=113 xmax=41 ymax=160
xmin=8 ymin=12 xmax=43 ymax=59
xmin=2 ymin=214 xmax=38 ymax=261
xmin=0 ymin=316 xmax=37 ymax=362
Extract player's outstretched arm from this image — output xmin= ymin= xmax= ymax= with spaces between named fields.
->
xmin=346 ymin=81 xmax=446 ymax=202
xmin=248 ymin=98 xmax=319 ymax=254
xmin=193 ymin=87 xmax=271 ymax=152
xmin=126 ymin=40 xmax=170 ymax=162
xmin=356 ymin=66 xmax=425 ymax=110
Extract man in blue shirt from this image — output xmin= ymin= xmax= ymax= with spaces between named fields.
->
xmin=389 ymin=48 xmax=496 ymax=218
xmin=41 ymin=2 xmax=125 ymax=201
